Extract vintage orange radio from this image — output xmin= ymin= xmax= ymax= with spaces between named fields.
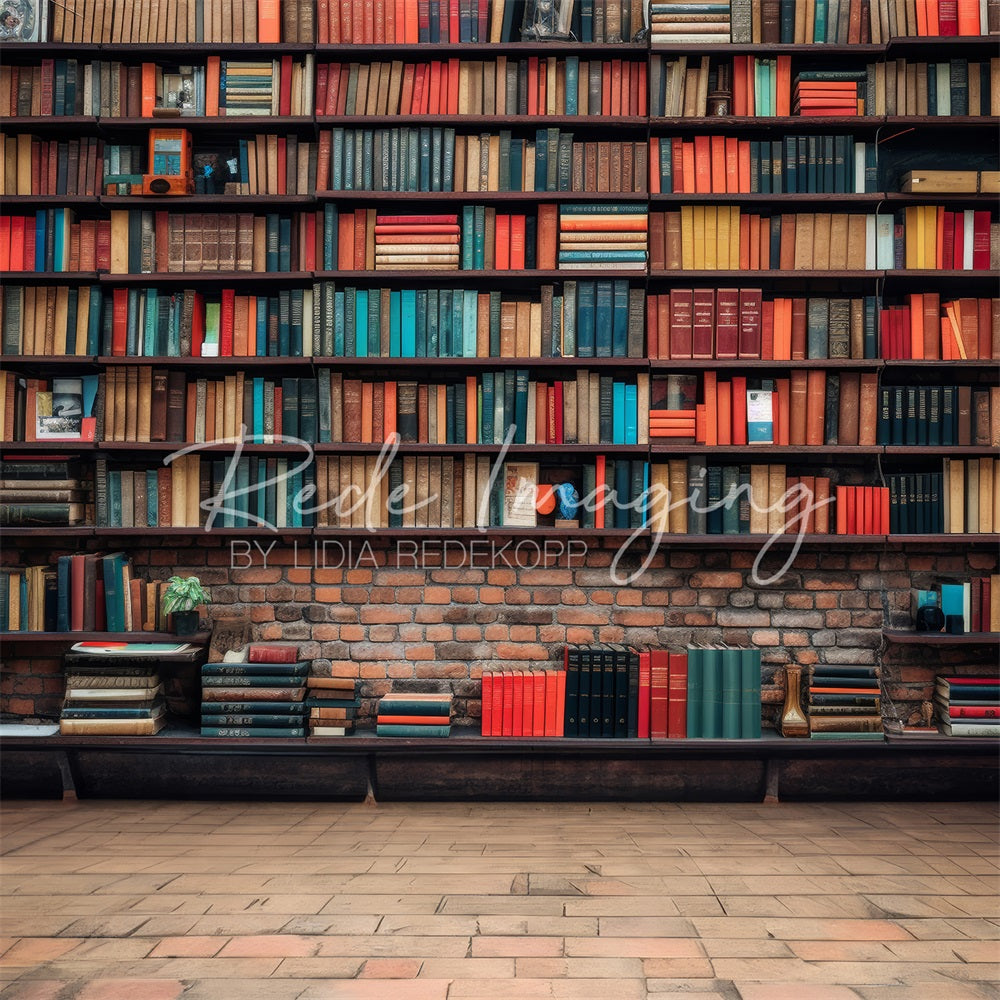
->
xmin=142 ymin=128 xmax=194 ymax=195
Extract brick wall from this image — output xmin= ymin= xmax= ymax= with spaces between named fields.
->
xmin=3 ymin=538 xmax=997 ymax=726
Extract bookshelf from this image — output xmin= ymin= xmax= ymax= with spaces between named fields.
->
xmin=1 ymin=1 xmax=998 ymax=782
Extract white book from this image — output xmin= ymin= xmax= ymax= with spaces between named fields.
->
xmin=865 ymin=214 xmax=876 ymax=270
xmin=963 ymin=209 xmax=975 ymax=269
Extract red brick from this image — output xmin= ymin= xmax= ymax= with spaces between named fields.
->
xmin=231 ymin=568 xmax=282 ymax=584
xmin=370 ymin=626 xmax=399 ymax=642
xmin=615 ymin=590 xmax=642 ymax=606
xmin=346 ymin=569 xmax=374 ymax=584
xmin=557 ymin=608 xmax=610 ymax=625
xmin=561 ymin=588 xmax=591 ymax=605
xmin=670 ymin=589 xmax=697 ymax=606
xmin=614 ymin=610 xmax=666 ymax=627
xmin=314 ymin=569 xmax=345 ymax=584
xmin=690 ymin=571 xmax=742 ymax=588
xmin=425 ymin=625 xmax=453 ymax=641
xmin=423 ymin=586 xmax=451 ymax=604
xmin=340 ymin=625 xmax=366 ymax=641
xmin=416 ymin=662 xmax=469 ymax=679
xmin=487 ymin=569 xmax=517 ymax=586
xmin=315 ymin=587 xmax=341 ymax=603
xmin=288 ymin=569 xmax=311 ymax=584
xmin=456 ymin=625 xmax=483 ymax=641
xmin=360 ymin=608 xmax=412 ymax=624
xmin=405 ymin=645 xmax=435 ymax=660
xmin=494 ymin=643 xmax=550 ymax=661
xmin=751 ymin=630 xmax=780 ymax=646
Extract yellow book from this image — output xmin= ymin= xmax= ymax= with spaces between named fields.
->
xmin=680 ymin=204 xmax=695 ymax=270
xmin=703 ymin=205 xmax=717 ymax=270
xmin=691 ymin=205 xmax=705 ymax=270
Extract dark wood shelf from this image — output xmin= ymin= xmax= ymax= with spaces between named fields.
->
xmin=312 ymin=356 xmax=651 ymax=370
xmin=649 ymin=444 xmax=881 ymax=456
xmin=313 ymin=442 xmax=651 ymax=456
xmin=635 ymin=533 xmax=887 ymax=547
xmin=0 ymin=630 xmax=208 ymax=644
xmin=96 ymin=43 xmax=315 ymax=56
xmin=0 ymin=355 xmax=97 ymax=367
xmin=649 ymin=115 xmax=882 ymax=131
xmin=319 ymin=114 xmax=649 ymax=129
xmin=1 ymin=195 xmax=101 ymax=207
xmin=100 ymin=116 xmax=316 ymax=130
xmin=648 ymin=269 xmax=878 ymax=280
xmin=884 ymin=534 xmax=1000 ymax=546
xmin=315 ymin=190 xmax=649 ymax=203
xmin=0 ymin=527 xmax=95 ymax=538
xmin=312 ymin=269 xmax=648 ymax=282
xmin=5 ymin=272 xmax=102 ymax=284
xmin=315 ymin=42 xmax=649 ymax=56
xmin=4 ymin=116 xmax=98 ymax=129
xmin=884 ymin=115 xmax=999 ymax=128
xmin=883 ymin=269 xmax=996 ymax=281
xmin=648 ymin=358 xmax=881 ymax=370
xmin=94 ymin=441 xmax=314 ymax=455
xmin=98 ymin=272 xmax=313 ymax=285
xmin=883 ymin=630 xmax=1000 ymax=646
xmin=882 ymin=359 xmax=993 ymax=369
xmin=1 ymin=441 xmax=96 ymax=452
xmin=883 ymin=192 xmax=999 ymax=205
xmin=310 ymin=526 xmax=643 ymax=540
xmin=95 ymin=355 xmax=315 ymax=368
xmin=883 ymin=446 xmax=997 ymax=456
xmin=101 ymin=195 xmax=316 ymax=208
xmin=650 ymin=43 xmax=883 ymax=56
xmin=649 ymin=193 xmax=881 ymax=204
xmin=93 ymin=526 xmax=312 ymax=537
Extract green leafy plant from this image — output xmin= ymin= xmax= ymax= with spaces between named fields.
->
xmin=161 ymin=575 xmax=209 ymax=615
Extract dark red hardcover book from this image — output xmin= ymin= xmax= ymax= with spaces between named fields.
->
xmin=247 ymin=643 xmax=299 ymax=663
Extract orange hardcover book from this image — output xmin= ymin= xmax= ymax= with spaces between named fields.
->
xmin=140 ymin=63 xmax=157 ymax=116
xmin=702 ymin=370 xmax=718 ymax=446
xmin=531 ymin=672 xmax=545 ymax=737
xmin=258 ymin=0 xmax=280 ymax=43
xmin=805 ymin=369 xmax=825 ymax=445
xmin=511 ymin=671 xmax=523 ymax=737
xmin=536 ymin=203 xmax=558 ymax=270
xmin=775 ymin=376 xmax=790 ymax=446
xmin=716 ymin=380 xmax=732 ymax=445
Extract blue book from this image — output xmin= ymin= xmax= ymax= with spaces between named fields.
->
xmin=354 ymin=289 xmax=368 ymax=357
xmin=481 ymin=371 xmax=495 ymax=443
xmin=463 ymin=289 xmax=478 ymax=357
xmin=513 ymin=369 xmax=529 ymax=444
xmin=415 ymin=288 xmax=427 ymax=357
xmin=576 ymin=281 xmax=595 ymax=357
xmin=612 ymin=381 xmax=626 ymax=444
xmin=461 ymin=206 xmax=475 ymax=269
xmin=509 ymin=137 xmax=523 ymax=191
xmin=624 ymin=384 xmax=637 ymax=444
xmin=34 ymin=211 xmax=46 ymax=271
xmin=400 ymin=289 xmax=417 ymax=356
xmin=612 ymin=280 xmax=629 ymax=357
xmin=565 ymin=58 xmax=579 ymax=115
xmin=594 ymin=281 xmax=613 ymax=358
xmin=438 ymin=289 xmax=452 ymax=356
xmin=426 ymin=288 xmax=439 ymax=357
xmin=146 ymin=470 xmax=158 ymax=526
xmin=322 ymin=204 xmax=338 ymax=269
xmin=534 ymin=129 xmax=548 ymax=192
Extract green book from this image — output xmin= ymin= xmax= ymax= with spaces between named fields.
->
xmin=740 ymin=648 xmax=762 ymax=739
xmin=376 ymin=724 xmax=450 ymax=737
xmin=701 ymin=647 xmax=723 ymax=739
xmin=686 ymin=646 xmax=703 ymax=739
xmin=201 ymin=727 xmax=306 ymax=738
xmin=721 ymin=648 xmax=741 ymax=739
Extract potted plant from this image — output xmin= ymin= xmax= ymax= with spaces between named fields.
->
xmin=162 ymin=575 xmax=208 ymax=636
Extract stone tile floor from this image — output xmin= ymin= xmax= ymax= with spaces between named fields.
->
xmin=0 ymin=799 xmax=997 ymax=999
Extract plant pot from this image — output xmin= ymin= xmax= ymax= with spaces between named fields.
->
xmin=172 ymin=609 xmax=200 ymax=636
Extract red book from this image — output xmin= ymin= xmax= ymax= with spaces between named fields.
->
xmin=448 ymin=0 xmax=459 ymax=42
xmin=532 ymin=671 xmax=545 ymax=736
xmin=247 ymin=643 xmax=299 ymax=663
xmin=501 ymin=670 xmax=514 ymax=736
xmin=257 ymin=0 xmax=280 ymax=42
xmin=219 ymin=288 xmax=236 ymax=357
xmin=70 ymin=553 xmax=85 ymax=631
xmin=972 ymin=211 xmax=991 ymax=270
xmin=594 ymin=454 xmax=606 ymax=528
xmin=637 ymin=651 xmax=651 ymax=739
xmin=949 ymin=705 xmax=999 ymax=718
xmin=715 ymin=287 xmax=739 ymax=359
xmin=509 ymin=215 xmax=526 ymax=269
xmin=731 ymin=375 xmax=748 ymax=446
xmin=649 ymin=650 xmax=669 ymax=739
xmin=938 ymin=0 xmax=959 ymax=34
xmin=554 ymin=669 xmax=565 ymax=737
xmin=512 ymin=670 xmax=524 ymax=737
xmin=717 ymin=380 xmax=732 ymax=445
xmin=494 ymin=214 xmax=510 ymax=269
xmin=669 ymin=289 xmax=693 ymax=359
xmin=543 ymin=669 xmax=557 ymax=736
xmin=738 ymin=288 xmax=762 ymax=358
xmin=667 ymin=651 xmax=687 ymax=738
xmin=111 ymin=287 xmax=128 ymax=356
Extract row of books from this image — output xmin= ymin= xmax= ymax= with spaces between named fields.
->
xmin=557 ymin=203 xmax=648 ymax=270
xmin=1 ymin=550 xmax=144 ymax=632
xmin=654 ymin=370 xmax=881 ymax=448
xmin=2 ymin=205 xmax=995 ymax=275
xmin=46 ymin=0 xmax=308 ymax=44
xmin=647 ymin=290 xmax=879 ymax=361
xmin=59 ymin=658 xmax=167 ymax=736
xmin=934 ymin=675 xmax=1000 ymax=738
xmin=1 ymin=136 xmax=105 ymax=198
xmin=200 ymin=644 xmax=309 ymax=738
xmin=7 ymin=283 xmax=998 ymax=364
xmin=890 ymin=467 xmax=999 ymax=535
xmin=931 ymin=578 xmax=1000 ymax=633
xmin=0 ymin=279 xmax=647 ymax=360
xmin=878 ymin=385 xmax=999 ymax=447
xmin=881 ymin=295 xmax=998 ymax=362
xmin=940 ymin=458 xmax=1000 ymax=534
xmin=316 ymin=57 xmax=648 ymax=119
xmin=805 ymin=665 xmax=882 ymax=740
xmin=648 ymin=207 xmax=997 ymax=272
xmin=1 ymin=56 xmax=315 ymax=120
xmin=651 ymin=54 xmax=998 ymax=118
xmin=651 ymin=134 xmax=876 ymax=196
xmin=375 ymin=691 xmax=452 ymax=737
xmin=316 ymin=128 xmax=649 ymax=194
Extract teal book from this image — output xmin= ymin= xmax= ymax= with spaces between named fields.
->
xmin=612 ymin=280 xmax=629 ymax=357
xmin=534 ymin=129 xmax=548 ymax=192
xmin=565 ymin=57 xmax=579 ymax=114
xmin=624 ymin=384 xmax=637 ymax=445
xmin=701 ymin=646 xmax=723 ymax=738
xmin=488 ymin=290 xmax=501 ymax=357
xmin=201 ymin=661 xmax=310 ymax=678
xmin=400 ymin=289 xmax=417 ymax=356
xmin=513 ymin=369 xmax=529 ymax=444
xmin=354 ymin=288 xmax=368 ymax=357
xmin=577 ymin=281 xmax=595 ymax=357
xmin=201 ymin=714 xmax=307 ymax=727
xmin=377 ymin=724 xmax=450 ymax=737
xmin=200 ymin=701 xmax=305 ymax=714
xmin=473 ymin=206 xmax=486 ymax=269
xmin=201 ymin=674 xmax=306 ymax=687
xmin=463 ymin=289 xmax=478 ymax=357
xmin=721 ymin=648 xmax=741 ymax=739
xmin=740 ymin=648 xmax=762 ymax=739
xmin=461 ymin=205 xmax=475 ymax=269
xmin=426 ymin=288 xmax=439 ymax=357
xmin=686 ymin=646 xmax=703 ymax=738
xmin=438 ymin=289 xmax=452 ymax=356
xmin=201 ymin=727 xmax=306 ymax=737
xmin=612 ymin=381 xmax=626 ymax=444
xmin=146 ymin=470 xmax=158 ymax=525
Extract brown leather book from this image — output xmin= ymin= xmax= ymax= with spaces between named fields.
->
xmin=537 ymin=203 xmax=558 ymax=271
xmin=857 ymin=372 xmax=878 ymax=447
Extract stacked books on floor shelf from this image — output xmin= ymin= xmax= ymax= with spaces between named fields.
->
xmin=306 ymin=676 xmax=359 ymax=736
xmin=59 ymin=645 xmax=168 ymax=736
xmin=935 ymin=676 xmax=1000 ymax=738
xmin=481 ymin=644 xmax=762 ymax=739
xmin=200 ymin=643 xmax=307 ymax=738
xmin=376 ymin=691 xmax=452 ymax=737
xmin=807 ymin=665 xmax=884 ymax=740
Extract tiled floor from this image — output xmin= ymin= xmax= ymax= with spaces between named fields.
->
xmin=0 ymin=799 xmax=997 ymax=999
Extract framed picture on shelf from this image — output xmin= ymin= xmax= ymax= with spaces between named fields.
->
xmin=0 ymin=0 xmax=46 ymax=42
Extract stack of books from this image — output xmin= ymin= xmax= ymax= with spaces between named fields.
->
xmin=376 ymin=691 xmax=452 ymax=737
xmin=793 ymin=71 xmax=867 ymax=117
xmin=200 ymin=643 xmax=307 ymax=737
xmin=218 ymin=61 xmax=277 ymax=116
xmin=647 ymin=3 xmax=731 ymax=45
xmin=60 ymin=659 xmax=166 ymax=736
xmin=305 ymin=676 xmax=359 ymax=736
xmin=935 ymin=675 xmax=1000 ymax=738
xmin=374 ymin=214 xmax=460 ymax=271
xmin=0 ymin=458 xmax=89 ymax=527
xmin=558 ymin=205 xmax=648 ymax=271
xmin=807 ymin=665 xmax=883 ymax=740
xmin=649 ymin=373 xmax=697 ymax=441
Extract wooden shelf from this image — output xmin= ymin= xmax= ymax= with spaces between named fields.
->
xmin=100 ymin=116 xmax=316 ymax=130
xmin=101 ymin=195 xmax=316 ymax=208
xmin=6 ymin=272 xmax=101 ymax=284
xmin=648 ymin=269 xmax=878 ymax=280
xmin=649 ymin=193 xmax=882 ymax=205
xmin=95 ymin=355 xmax=315 ymax=368
xmin=98 ymin=272 xmax=313 ymax=285
xmin=1 ymin=195 xmax=101 ymax=207
xmin=315 ymin=42 xmax=649 ymax=56
xmin=883 ymin=630 xmax=1000 ymax=646
xmin=312 ymin=269 xmax=649 ymax=282
xmin=320 ymin=114 xmax=649 ymax=129
xmin=648 ymin=358 xmax=881 ymax=369
xmin=315 ymin=190 xmax=649 ymax=203
xmin=883 ymin=446 xmax=998 ymax=456
xmin=649 ymin=43 xmax=884 ymax=56
xmin=648 ymin=444 xmax=881 ymax=456
xmin=649 ymin=115 xmax=882 ymax=132
xmin=0 ymin=630 xmax=209 ymax=644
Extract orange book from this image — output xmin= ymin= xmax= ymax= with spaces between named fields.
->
xmin=916 ymin=0 xmax=929 ymax=34
xmin=727 ymin=136 xmax=741 ymax=193
xmin=957 ymin=0 xmax=981 ymax=33
xmin=649 ymin=137 xmax=661 ymax=194
xmin=536 ymin=203 xmax=558 ymax=270
xmin=716 ymin=380 xmax=732 ymax=445
xmin=542 ymin=669 xmax=556 ymax=736
xmin=338 ymin=212 xmax=355 ymax=270
xmin=710 ymin=136 xmax=726 ymax=192
xmin=775 ymin=376 xmax=790 ymax=446
xmin=509 ymin=215 xmax=526 ymax=269
xmin=258 ymin=0 xmax=280 ymax=43
xmin=731 ymin=375 xmax=747 ymax=445
xmin=682 ymin=140 xmax=696 ymax=194
xmin=733 ymin=55 xmax=748 ymax=116
xmin=702 ymin=370 xmax=717 ymax=446
xmin=527 ymin=56 xmax=539 ymax=115
xmin=140 ymin=62 xmax=157 ymax=116
xmin=594 ymin=454 xmax=606 ymax=528
xmin=510 ymin=671 xmax=523 ymax=737
xmin=602 ymin=60 xmax=612 ymax=116
xmin=559 ymin=217 xmax=647 ymax=232
xmin=206 ymin=56 xmax=221 ymax=116
xmin=805 ymin=370 xmax=825 ymax=445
